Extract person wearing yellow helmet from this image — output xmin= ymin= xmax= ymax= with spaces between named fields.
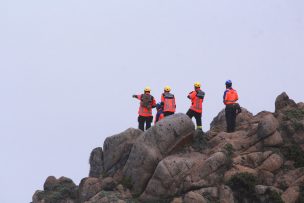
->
xmin=186 ymin=82 xmax=205 ymax=131
xmin=132 ymin=87 xmax=156 ymax=131
xmin=161 ymin=86 xmax=176 ymax=117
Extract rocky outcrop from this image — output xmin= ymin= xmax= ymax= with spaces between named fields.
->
xmin=122 ymin=113 xmax=195 ymax=195
xmin=103 ymin=128 xmax=143 ymax=176
xmin=33 ymin=176 xmax=78 ymax=203
xmin=89 ymin=147 xmax=103 ymax=178
xmin=33 ymin=92 xmax=304 ymax=203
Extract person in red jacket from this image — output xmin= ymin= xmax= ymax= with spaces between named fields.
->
xmin=186 ymin=82 xmax=205 ymax=131
xmin=133 ymin=87 xmax=156 ymax=131
xmin=223 ymin=80 xmax=240 ymax=133
xmin=161 ymin=86 xmax=176 ymax=117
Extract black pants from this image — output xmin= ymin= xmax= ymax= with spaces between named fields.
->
xmin=138 ymin=116 xmax=153 ymax=131
xmin=163 ymin=112 xmax=174 ymax=117
xmin=186 ymin=109 xmax=202 ymax=127
xmin=225 ymin=105 xmax=237 ymax=133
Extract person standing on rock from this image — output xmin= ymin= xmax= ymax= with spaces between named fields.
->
xmin=186 ymin=82 xmax=205 ymax=131
xmin=223 ymin=80 xmax=240 ymax=133
xmin=133 ymin=87 xmax=156 ymax=131
xmin=154 ymin=102 xmax=164 ymax=124
xmin=161 ymin=86 xmax=176 ymax=117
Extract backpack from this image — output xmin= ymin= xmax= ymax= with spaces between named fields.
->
xmin=140 ymin=94 xmax=153 ymax=109
xmin=196 ymin=89 xmax=205 ymax=99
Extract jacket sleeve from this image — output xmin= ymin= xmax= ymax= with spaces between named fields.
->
xmin=152 ymin=98 xmax=157 ymax=108
xmin=161 ymin=94 xmax=165 ymax=103
xmin=136 ymin=95 xmax=141 ymax=100
xmin=223 ymin=90 xmax=228 ymax=104
xmin=188 ymin=91 xmax=195 ymax=99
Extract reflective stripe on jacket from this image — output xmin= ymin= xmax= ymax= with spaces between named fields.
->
xmin=161 ymin=92 xmax=176 ymax=113
xmin=137 ymin=94 xmax=156 ymax=117
xmin=223 ymin=88 xmax=239 ymax=105
xmin=188 ymin=89 xmax=205 ymax=113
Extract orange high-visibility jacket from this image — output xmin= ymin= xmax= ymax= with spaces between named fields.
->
xmin=136 ymin=94 xmax=156 ymax=117
xmin=188 ymin=89 xmax=205 ymax=113
xmin=161 ymin=92 xmax=176 ymax=113
xmin=223 ymin=88 xmax=239 ymax=105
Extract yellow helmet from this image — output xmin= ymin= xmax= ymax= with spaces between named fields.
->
xmin=194 ymin=82 xmax=201 ymax=88
xmin=144 ymin=86 xmax=151 ymax=92
xmin=164 ymin=86 xmax=171 ymax=92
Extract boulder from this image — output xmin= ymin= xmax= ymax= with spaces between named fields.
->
xmin=210 ymin=108 xmax=253 ymax=132
xmin=43 ymin=176 xmax=59 ymax=191
xmin=123 ymin=114 xmax=195 ymax=195
xmin=219 ymin=185 xmax=235 ymax=203
xmin=103 ymin=128 xmax=143 ymax=176
xmin=275 ymin=92 xmax=297 ymax=113
xmin=281 ymin=186 xmax=300 ymax=203
xmin=140 ymin=153 xmax=204 ymax=200
xmin=275 ymin=168 xmax=304 ymax=188
xmin=85 ymin=190 xmax=126 ymax=203
xmin=101 ymin=177 xmax=116 ymax=191
xmin=33 ymin=177 xmax=78 ymax=203
xmin=89 ymin=147 xmax=104 ymax=178
xmin=257 ymin=114 xmax=279 ymax=138
xmin=258 ymin=154 xmax=283 ymax=172
xmin=263 ymin=131 xmax=283 ymax=147
xmin=233 ymin=151 xmax=273 ymax=168
xmin=79 ymin=177 xmax=103 ymax=202
xmin=192 ymin=187 xmax=218 ymax=201
xmin=171 ymin=197 xmax=183 ymax=203
xmin=184 ymin=191 xmax=207 ymax=203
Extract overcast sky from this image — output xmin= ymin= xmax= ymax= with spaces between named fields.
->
xmin=0 ymin=0 xmax=303 ymax=202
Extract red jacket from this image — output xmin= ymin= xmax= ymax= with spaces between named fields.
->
xmin=188 ymin=88 xmax=205 ymax=113
xmin=161 ymin=92 xmax=176 ymax=113
xmin=136 ymin=94 xmax=156 ymax=117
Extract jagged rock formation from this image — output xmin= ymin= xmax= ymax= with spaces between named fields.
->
xmin=32 ymin=92 xmax=304 ymax=203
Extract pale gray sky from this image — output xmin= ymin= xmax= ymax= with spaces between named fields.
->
xmin=0 ymin=0 xmax=303 ymax=202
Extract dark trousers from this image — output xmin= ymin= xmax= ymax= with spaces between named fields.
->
xmin=138 ymin=116 xmax=153 ymax=131
xmin=186 ymin=109 xmax=202 ymax=127
xmin=225 ymin=105 xmax=237 ymax=133
xmin=164 ymin=112 xmax=174 ymax=117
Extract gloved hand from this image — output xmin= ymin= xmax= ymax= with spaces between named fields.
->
xmin=132 ymin=95 xmax=137 ymax=98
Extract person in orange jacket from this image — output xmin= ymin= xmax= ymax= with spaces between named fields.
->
xmin=186 ymin=82 xmax=205 ymax=131
xmin=161 ymin=86 xmax=176 ymax=117
xmin=223 ymin=80 xmax=240 ymax=133
xmin=133 ymin=87 xmax=156 ymax=131
xmin=154 ymin=102 xmax=165 ymax=124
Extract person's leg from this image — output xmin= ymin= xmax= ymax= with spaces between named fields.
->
xmin=138 ymin=116 xmax=145 ymax=131
xmin=186 ymin=109 xmax=194 ymax=118
xmin=231 ymin=109 xmax=237 ymax=132
xmin=194 ymin=112 xmax=202 ymax=130
xmin=164 ymin=112 xmax=174 ymax=117
xmin=225 ymin=106 xmax=233 ymax=132
xmin=146 ymin=116 xmax=153 ymax=130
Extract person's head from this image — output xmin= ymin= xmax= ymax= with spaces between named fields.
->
xmin=164 ymin=86 xmax=171 ymax=93
xmin=144 ymin=86 xmax=151 ymax=94
xmin=194 ymin=82 xmax=201 ymax=90
xmin=225 ymin=80 xmax=232 ymax=88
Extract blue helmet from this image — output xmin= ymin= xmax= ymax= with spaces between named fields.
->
xmin=225 ymin=80 xmax=232 ymax=86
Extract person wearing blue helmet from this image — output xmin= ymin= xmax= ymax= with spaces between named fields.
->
xmin=223 ymin=80 xmax=240 ymax=132
xmin=154 ymin=102 xmax=164 ymax=124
